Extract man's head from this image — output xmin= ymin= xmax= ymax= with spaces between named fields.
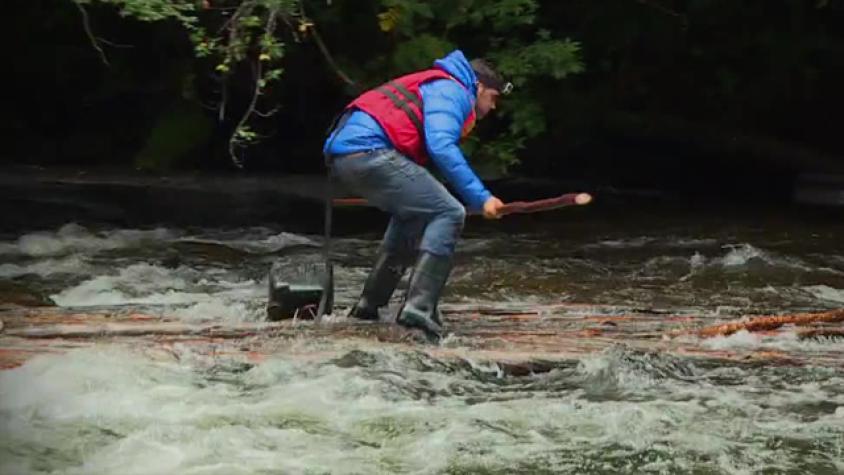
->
xmin=471 ymin=58 xmax=512 ymax=119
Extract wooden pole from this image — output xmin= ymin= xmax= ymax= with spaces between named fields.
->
xmin=333 ymin=193 xmax=593 ymax=215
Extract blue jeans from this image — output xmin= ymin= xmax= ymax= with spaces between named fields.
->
xmin=331 ymin=149 xmax=466 ymax=258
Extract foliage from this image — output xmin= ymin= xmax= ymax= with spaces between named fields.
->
xmin=71 ymin=0 xmax=583 ymax=173
xmin=370 ymin=0 xmax=584 ymax=174
xmin=73 ymin=0 xmax=302 ymax=167
xmin=134 ymin=98 xmax=213 ymax=171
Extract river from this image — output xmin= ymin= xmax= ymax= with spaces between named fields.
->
xmin=1 ymin=184 xmax=843 ymax=474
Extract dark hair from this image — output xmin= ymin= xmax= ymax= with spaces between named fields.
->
xmin=470 ymin=58 xmax=507 ymax=92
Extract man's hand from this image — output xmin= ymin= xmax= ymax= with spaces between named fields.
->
xmin=482 ymin=196 xmax=505 ymax=219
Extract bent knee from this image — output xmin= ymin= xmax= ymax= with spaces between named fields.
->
xmin=443 ymin=201 xmax=466 ymax=224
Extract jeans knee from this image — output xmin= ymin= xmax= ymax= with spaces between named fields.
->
xmin=445 ymin=201 xmax=466 ymax=224
xmin=442 ymin=205 xmax=465 ymax=234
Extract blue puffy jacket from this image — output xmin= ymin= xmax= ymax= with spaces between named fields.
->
xmin=324 ymin=50 xmax=491 ymax=212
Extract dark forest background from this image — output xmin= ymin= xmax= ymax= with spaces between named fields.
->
xmin=6 ymin=0 xmax=844 ymax=198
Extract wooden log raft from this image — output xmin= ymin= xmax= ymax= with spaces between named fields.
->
xmin=5 ymin=307 xmax=842 ymax=341
xmin=2 ymin=305 xmax=842 ymax=372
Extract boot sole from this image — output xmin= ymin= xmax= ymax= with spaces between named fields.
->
xmin=396 ymin=313 xmax=442 ymax=342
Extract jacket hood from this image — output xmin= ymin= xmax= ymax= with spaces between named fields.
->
xmin=433 ymin=50 xmax=478 ymax=97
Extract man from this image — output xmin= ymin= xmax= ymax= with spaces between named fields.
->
xmin=323 ymin=49 xmax=511 ymax=341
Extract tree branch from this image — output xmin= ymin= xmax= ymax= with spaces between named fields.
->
xmin=310 ymin=26 xmax=357 ymax=88
xmin=217 ymin=2 xmax=253 ymax=124
xmin=74 ymin=1 xmax=109 ymax=66
xmin=254 ymin=106 xmax=280 ymax=118
xmin=96 ymin=36 xmax=134 ymax=48
xmin=297 ymin=0 xmax=356 ymax=88
xmin=228 ymin=7 xmax=278 ymax=168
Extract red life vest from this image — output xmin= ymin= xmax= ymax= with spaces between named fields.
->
xmin=348 ymin=68 xmax=477 ymax=165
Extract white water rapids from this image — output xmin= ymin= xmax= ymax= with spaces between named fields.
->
xmin=1 ymin=220 xmax=843 ymax=474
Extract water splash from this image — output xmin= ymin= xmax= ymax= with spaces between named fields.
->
xmin=0 ymin=255 xmax=93 ymax=278
xmin=49 ymin=262 xmax=265 ymax=321
xmin=2 ymin=223 xmax=177 ymax=257
xmin=2 ymin=346 xmax=841 ymax=474
xmin=803 ymin=285 xmax=844 ymax=304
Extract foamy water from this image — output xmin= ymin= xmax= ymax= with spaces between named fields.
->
xmin=1 ymin=223 xmax=177 ymax=257
xmin=0 ymin=225 xmax=377 ymax=320
xmin=1 ymin=346 xmax=842 ymax=474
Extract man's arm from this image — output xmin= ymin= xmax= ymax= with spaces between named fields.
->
xmin=420 ymin=80 xmax=492 ymax=212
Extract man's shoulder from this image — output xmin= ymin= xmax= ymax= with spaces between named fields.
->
xmin=420 ymin=79 xmax=472 ymax=111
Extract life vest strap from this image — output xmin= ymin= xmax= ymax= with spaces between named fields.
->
xmin=375 ymin=83 xmax=425 ymax=141
xmin=388 ymin=80 xmax=423 ymax=109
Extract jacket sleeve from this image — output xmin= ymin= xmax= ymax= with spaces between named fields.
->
xmin=419 ymin=80 xmax=492 ymax=212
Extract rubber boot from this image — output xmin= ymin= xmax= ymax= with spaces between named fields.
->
xmin=348 ymin=251 xmax=409 ymax=320
xmin=396 ymin=252 xmax=452 ymax=341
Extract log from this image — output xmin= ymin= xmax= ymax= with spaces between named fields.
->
xmin=685 ymin=309 xmax=844 ymax=338
xmin=4 ymin=321 xmax=290 ymax=339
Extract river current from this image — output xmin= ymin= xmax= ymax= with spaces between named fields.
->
xmin=1 ymin=199 xmax=842 ymax=474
